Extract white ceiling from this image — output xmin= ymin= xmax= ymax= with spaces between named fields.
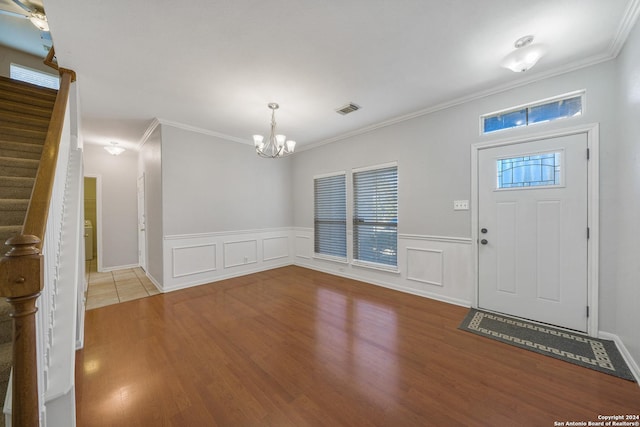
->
xmin=7 ymin=0 xmax=639 ymax=151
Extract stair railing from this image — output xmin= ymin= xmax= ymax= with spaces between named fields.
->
xmin=0 ymin=68 xmax=75 ymax=427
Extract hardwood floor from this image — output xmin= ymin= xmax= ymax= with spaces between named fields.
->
xmin=75 ymin=266 xmax=640 ymax=426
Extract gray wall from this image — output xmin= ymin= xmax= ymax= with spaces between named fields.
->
xmin=614 ymin=18 xmax=640 ymax=368
xmin=292 ymin=60 xmax=620 ymax=328
xmin=139 ymin=127 xmax=164 ymax=284
xmin=0 ymin=45 xmax=54 ymax=78
xmin=161 ymin=124 xmax=292 ymax=235
xmin=83 ymin=144 xmax=139 ymax=269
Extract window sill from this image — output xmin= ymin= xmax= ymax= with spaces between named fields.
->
xmin=351 ymin=260 xmax=400 ymax=274
xmin=313 ymin=254 xmax=348 ymax=264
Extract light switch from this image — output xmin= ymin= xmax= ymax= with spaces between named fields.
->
xmin=454 ymin=200 xmax=469 ymax=210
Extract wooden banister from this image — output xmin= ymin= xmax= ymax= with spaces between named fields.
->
xmin=0 ymin=68 xmax=74 ymax=426
xmin=22 ymin=71 xmax=73 ymax=247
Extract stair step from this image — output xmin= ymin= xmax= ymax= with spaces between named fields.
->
xmin=0 ymin=124 xmax=47 ymax=140
xmin=0 ymin=98 xmax=54 ymax=119
xmin=0 ymin=225 xmax=22 ymax=256
xmin=0 ymin=88 xmax=56 ymax=110
xmin=0 ymin=76 xmax=58 ymax=101
xmin=0 ymin=176 xmax=35 ymax=198
xmin=0 ymin=156 xmax=39 ymax=177
xmin=0 ymin=199 xmax=29 ymax=226
xmin=0 ymin=110 xmax=50 ymax=131
xmin=0 ymin=141 xmax=44 ymax=160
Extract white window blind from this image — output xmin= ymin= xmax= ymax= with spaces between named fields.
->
xmin=10 ymin=63 xmax=60 ymax=90
xmin=353 ymin=165 xmax=398 ymax=267
xmin=314 ymin=174 xmax=347 ymax=259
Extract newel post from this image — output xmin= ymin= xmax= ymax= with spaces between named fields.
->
xmin=0 ymin=234 xmax=44 ymax=427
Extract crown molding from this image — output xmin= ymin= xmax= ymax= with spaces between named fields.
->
xmin=137 ymin=118 xmax=161 ymax=150
xmin=136 ymin=0 xmax=640 ymax=155
xmin=610 ymin=0 xmax=640 ymax=57
xmin=298 ymin=52 xmax=616 ymax=153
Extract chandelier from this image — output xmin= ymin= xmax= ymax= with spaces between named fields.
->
xmin=253 ymin=103 xmax=296 ymax=158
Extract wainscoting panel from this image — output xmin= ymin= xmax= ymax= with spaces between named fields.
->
xmin=224 ymin=239 xmax=258 ymax=269
xmin=162 ymin=228 xmax=294 ymax=292
xmin=295 ymin=234 xmax=312 ymax=259
xmin=263 ymin=236 xmax=289 ymax=261
xmin=407 ymin=247 xmax=443 ymax=286
xmin=172 ymin=243 xmax=217 ymax=278
xmin=293 ymin=228 xmax=473 ymax=307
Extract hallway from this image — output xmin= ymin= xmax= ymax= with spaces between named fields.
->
xmin=85 ymin=259 xmax=160 ymax=310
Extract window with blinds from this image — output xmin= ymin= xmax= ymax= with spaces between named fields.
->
xmin=314 ymin=173 xmax=347 ymax=259
xmin=10 ymin=63 xmax=60 ymax=90
xmin=353 ymin=165 xmax=398 ymax=267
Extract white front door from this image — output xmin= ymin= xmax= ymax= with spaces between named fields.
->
xmin=137 ymin=174 xmax=147 ymax=271
xmin=478 ymin=133 xmax=589 ymax=332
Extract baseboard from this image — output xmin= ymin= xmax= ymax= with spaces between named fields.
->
xmin=160 ymin=261 xmax=293 ymax=293
xmin=98 ymin=263 xmax=139 ymax=273
xmin=599 ymin=331 xmax=640 ymax=386
xmin=295 ymin=260 xmax=471 ymax=308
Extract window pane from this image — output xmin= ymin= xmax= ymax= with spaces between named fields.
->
xmin=314 ymin=174 xmax=347 ymax=258
xmin=10 ymin=63 xmax=60 ymax=90
xmin=497 ymin=152 xmax=561 ymax=189
xmin=528 ymin=96 xmax=582 ymax=124
xmin=483 ymin=109 xmax=526 ymax=133
xmin=353 ymin=166 xmax=398 ymax=267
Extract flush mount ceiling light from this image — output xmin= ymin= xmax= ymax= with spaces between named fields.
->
xmin=104 ymin=142 xmax=125 ymax=156
xmin=253 ymin=103 xmax=296 ymax=158
xmin=501 ymin=35 xmax=546 ymax=73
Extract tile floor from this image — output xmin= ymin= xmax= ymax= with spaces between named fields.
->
xmin=85 ymin=259 xmax=160 ymax=310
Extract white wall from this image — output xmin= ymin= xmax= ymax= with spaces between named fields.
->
xmin=156 ymin=124 xmax=294 ymax=291
xmin=139 ymin=127 xmax=163 ymax=284
xmin=613 ymin=17 xmax=640 ymax=371
xmin=83 ymin=144 xmax=139 ymax=270
xmin=292 ymin=60 xmax=618 ymax=316
xmin=161 ymin=124 xmax=293 ymax=235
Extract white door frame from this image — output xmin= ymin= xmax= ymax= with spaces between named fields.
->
xmin=471 ymin=123 xmax=599 ymax=336
xmin=137 ymin=173 xmax=147 ymax=271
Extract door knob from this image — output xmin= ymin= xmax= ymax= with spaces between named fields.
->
xmin=481 ymin=239 xmax=488 ymax=245
xmin=481 ymin=228 xmax=488 ymax=234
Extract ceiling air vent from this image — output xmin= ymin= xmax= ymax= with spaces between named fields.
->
xmin=336 ymin=103 xmax=361 ymax=115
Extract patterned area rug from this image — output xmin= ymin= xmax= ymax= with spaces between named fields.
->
xmin=459 ymin=309 xmax=635 ymax=381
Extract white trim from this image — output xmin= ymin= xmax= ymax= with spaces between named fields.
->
xmin=406 ymin=247 xmax=444 ymax=286
xmin=399 ymin=234 xmax=472 ymax=244
xmin=98 ymin=263 xmax=139 ymax=273
xmin=299 ymin=55 xmax=614 ymax=152
xmin=351 ymin=260 xmax=400 ymax=274
xmin=352 ymin=161 xmax=398 ymax=174
xmin=137 ymin=118 xmax=161 ymax=150
xmin=157 ymin=118 xmax=250 ymax=145
xmin=610 ymin=0 xmax=640 ymax=57
xmin=171 ymin=243 xmax=217 ymax=278
xmin=262 ymin=236 xmax=290 ymax=261
xmin=313 ymin=170 xmax=347 ymax=180
xmin=223 ymin=239 xmax=258 ymax=269
xmin=164 ymin=227 xmax=293 ymax=240
xmin=471 ymin=123 xmax=600 ymax=337
xmin=598 ymin=331 xmax=640 ymax=386
xmin=313 ymin=254 xmax=348 ymax=264
xmin=296 ymin=261 xmax=470 ymax=308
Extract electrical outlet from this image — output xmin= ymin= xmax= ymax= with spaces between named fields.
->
xmin=454 ymin=200 xmax=469 ymax=210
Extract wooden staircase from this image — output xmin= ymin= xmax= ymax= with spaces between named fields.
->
xmin=0 ymin=75 xmax=57 ymax=413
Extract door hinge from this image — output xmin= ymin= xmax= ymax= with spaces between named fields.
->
xmin=587 ymin=148 xmax=590 ymax=160
xmin=587 ymin=306 xmax=590 ymax=318
xmin=587 ymin=227 xmax=590 ymax=239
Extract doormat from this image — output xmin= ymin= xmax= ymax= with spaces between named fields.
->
xmin=458 ymin=309 xmax=636 ymax=382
